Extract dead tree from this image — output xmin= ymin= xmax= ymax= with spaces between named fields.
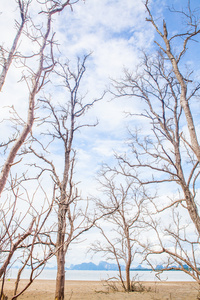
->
xmin=145 ymin=0 xmax=200 ymax=162
xmin=29 ymin=55 xmax=103 ymax=300
xmin=91 ymin=171 xmax=145 ymax=292
xmin=0 ymin=178 xmax=55 ymax=300
xmin=136 ymin=208 xmax=200 ymax=283
xmin=0 ymin=2 xmax=85 ymax=298
xmin=0 ymin=0 xmax=79 ymax=197
xmin=111 ymin=49 xmax=200 ymax=281
xmin=0 ymin=0 xmax=30 ymax=92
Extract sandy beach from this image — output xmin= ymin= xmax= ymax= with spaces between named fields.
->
xmin=2 ymin=279 xmax=199 ymax=300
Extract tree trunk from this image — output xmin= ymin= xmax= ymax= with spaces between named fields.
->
xmin=0 ymin=92 xmax=35 ymax=196
xmin=55 ymin=204 xmax=67 ymax=300
xmin=126 ymin=264 xmax=131 ymax=292
xmin=162 ymin=25 xmax=200 ymax=163
xmin=55 ymin=248 xmax=65 ymax=300
xmin=184 ymin=187 xmax=200 ymax=235
xmin=0 ymin=15 xmax=52 ymax=197
xmin=125 ymin=228 xmax=132 ymax=292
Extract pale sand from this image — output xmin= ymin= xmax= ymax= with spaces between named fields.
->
xmin=2 ymin=279 xmax=199 ymax=299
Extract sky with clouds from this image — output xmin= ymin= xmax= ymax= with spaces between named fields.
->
xmin=0 ymin=0 xmax=200 ymax=269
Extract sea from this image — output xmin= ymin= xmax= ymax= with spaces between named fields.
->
xmin=7 ymin=269 xmax=194 ymax=281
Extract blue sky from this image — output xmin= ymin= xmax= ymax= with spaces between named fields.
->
xmin=0 ymin=0 xmax=200 ymax=267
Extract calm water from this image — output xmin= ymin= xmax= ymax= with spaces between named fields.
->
xmin=8 ymin=269 xmax=194 ymax=281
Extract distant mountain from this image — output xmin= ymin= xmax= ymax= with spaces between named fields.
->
xmin=68 ymin=261 xmax=125 ymax=271
xmin=155 ymin=264 xmax=164 ymax=270
xmin=66 ymin=261 xmax=192 ymax=272
xmin=130 ymin=264 xmax=151 ymax=271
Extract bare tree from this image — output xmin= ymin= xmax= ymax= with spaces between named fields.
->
xmin=28 ymin=55 xmax=103 ymax=300
xmin=0 ymin=1 xmax=86 ymax=298
xmin=0 ymin=0 xmax=30 ymax=91
xmin=91 ymin=171 xmax=145 ymax=292
xmin=137 ymin=207 xmax=200 ymax=283
xmin=0 ymin=0 xmax=80 ymax=196
xmin=0 ymin=0 xmax=33 ymax=195
xmin=145 ymin=0 xmax=200 ymax=162
xmin=0 ymin=178 xmax=55 ymax=299
xmin=111 ymin=47 xmax=200 ymax=282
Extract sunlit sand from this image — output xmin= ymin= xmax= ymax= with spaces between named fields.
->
xmin=2 ymin=279 xmax=199 ymax=299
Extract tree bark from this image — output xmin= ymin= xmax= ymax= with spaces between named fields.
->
xmin=55 ymin=249 xmax=66 ymax=300
xmin=126 ymin=264 xmax=131 ymax=292
xmin=184 ymin=187 xmax=200 ymax=235
xmin=55 ymin=204 xmax=67 ymax=300
xmin=125 ymin=228 xmax=132 ymax=292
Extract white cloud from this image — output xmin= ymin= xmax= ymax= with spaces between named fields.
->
xmin=3 ymin=0 xmax=191 ymax=270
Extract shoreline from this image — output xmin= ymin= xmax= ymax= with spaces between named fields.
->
xmin=2 ymin=279 xmax=199 ymax=299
